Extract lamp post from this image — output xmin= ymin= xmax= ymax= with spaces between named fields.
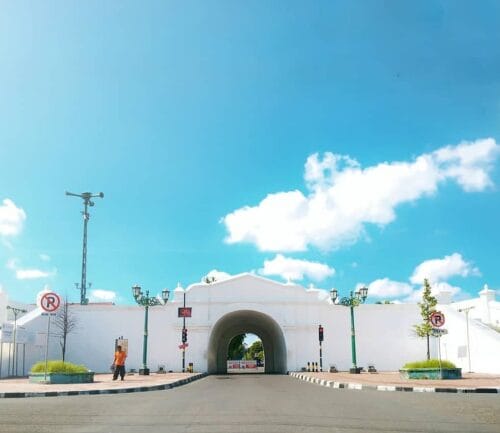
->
xmin=330 ymin=286 xmax=368 ymax=374
xmin=66 ymin=191 xmax=104 ymax=305
xmin=6 ymin=306 xmax=27 ymax=376
xmin=458 ymin=306 xmax=475 ymax=373
xmin=132 ymin=285 xmax=170 ymax=375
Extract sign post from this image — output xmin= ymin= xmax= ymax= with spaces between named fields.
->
xmin=39 ymin=292 xmax=61 ymax=382
xmin=430 ymin=311 xmax=446 ymax=378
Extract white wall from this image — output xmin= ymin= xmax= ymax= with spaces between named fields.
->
xmin=3 ymin=274 xmax=500 ymax=375
xmin=438 ymin=305 xmax=500 ymax=373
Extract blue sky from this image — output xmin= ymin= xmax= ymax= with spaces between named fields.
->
xmin=1 ymin=1 xmax=499 ymax=305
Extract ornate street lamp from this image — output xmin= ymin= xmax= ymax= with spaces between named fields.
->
xmin=132 ymin=285 xmax=170 ymax=375
xmin=330 ymin=286 xmax=368 ymax=374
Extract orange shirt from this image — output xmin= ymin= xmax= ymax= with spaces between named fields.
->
xmin=114 ymin=350 xmax=127 ymax=366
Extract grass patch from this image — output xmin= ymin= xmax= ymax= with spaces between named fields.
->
xmin=30 ymin=360 xmax=89 ymax=374
xmin=403 ymin=359 xmax=457 ymax=369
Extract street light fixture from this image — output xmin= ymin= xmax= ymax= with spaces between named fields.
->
xmin=66 ymin=190 xmax=104 ymax=305
xmin=132 ymin=285 xmax=169 ymax=375
xmin=330 ymin=287 xmax=368 ymax=374
xmin=6 ymin=306 xmax=27 ymax=376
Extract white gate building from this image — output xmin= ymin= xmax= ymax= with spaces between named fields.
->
xmin=1 ymin=274 xmax=500 ymax=375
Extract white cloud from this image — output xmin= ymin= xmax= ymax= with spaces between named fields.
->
xmin=15 ymin=268 xmax=55 ymax=280
xmin=202 ymin=269 xmax=232 ymax=282
xmin=259 ymin=254 xmax=335 ymax=282
xmin=365 ymin=253 xmax=479 ymax=302
xmin=404 ymin=281 xmax=462 ymax=303
xmin=0 ymin=199 xmax=26 ymax=237
xmin=223 ymin=138 xmax=499 ymax=252
xmin=6 ymin=258 xmax=56 ymax=280
xmin=39 ymin=254 xmax=51 ymax=262
xmin=410 ymin=253 xmax=480 ymax=285
xmin=433 ymin=138 xmax=499 ymax=191
xmin=89 ymin=289 xmax=117 ymax=302
xmin=367 ymin=278 xmax=414 ymax=298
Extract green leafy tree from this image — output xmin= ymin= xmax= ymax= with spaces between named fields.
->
xmin=227 ymin=334 xmax=246 ymax=360
xmin=414 ymin=279 xmax=437 ymax=360
xmin=244 ymin=340 xmax=264 ymax=362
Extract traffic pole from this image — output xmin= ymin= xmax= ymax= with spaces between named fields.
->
xmin=182 ymin=291 xmax=186 ymax=372
xmin=319 ymin=340 xmax=323 ymax=372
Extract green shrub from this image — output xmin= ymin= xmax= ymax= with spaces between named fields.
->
xmin=403 ymin=359 xmax=457 ymax=369
xmin=30 ymin=360 xmax=89 ymax=374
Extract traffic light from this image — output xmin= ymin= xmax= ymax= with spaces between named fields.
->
xmin=318 ymin=325 xmax=324 ymax=342
xmin=182 ymin=328 xmax=188 ymax=343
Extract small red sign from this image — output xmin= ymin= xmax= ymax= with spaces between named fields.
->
xmin=178 ymin=307 xmax=192 ymax=318
xmin=178 ymin=343 xmax=189 ymax=349
xmin=430 ymin=311 xmax=445 ymax=327
xmin=40 ymin=292 xmax=61 ymax=313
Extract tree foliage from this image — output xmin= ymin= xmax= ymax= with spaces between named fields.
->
xmin=227 ymin=334 xmax=246 ymax=360
xmin=227 ymin=335 xmax=267 ymax=362
xmin=244 ymin=340 xmax=264 ymax=361
xmin=413 ymin=279 xmax=437 ymax=360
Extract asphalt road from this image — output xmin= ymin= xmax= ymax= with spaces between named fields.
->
xmin=1 ymin=375 xmax=499 ymax=433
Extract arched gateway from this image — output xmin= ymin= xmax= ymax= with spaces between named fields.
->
xmin=13 ymin=272 xmax=442 ymax=375
xmin=207 ymin=310 xmax=287 ymax=374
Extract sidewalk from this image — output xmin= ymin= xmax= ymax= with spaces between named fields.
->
xmin=0 ymin=372 xmax=206 ymax=398
xmin=290 ymin=371 xmax=500 ymax=394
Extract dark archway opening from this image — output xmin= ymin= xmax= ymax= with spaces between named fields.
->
xmin=207 ymin=310 xmax=287 ymax=374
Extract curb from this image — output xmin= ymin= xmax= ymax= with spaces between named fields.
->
xmin=0 ymin=373 xmax=208 ymax=399
xmin=289 ymin=372 xmax=500 ymax=394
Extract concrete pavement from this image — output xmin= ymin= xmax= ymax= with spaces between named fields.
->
xmin=1 ymin=370 xmax=500 ymax=397
xmin=291 ymin=371 xmax=500 ymax=393
xmin=0 ymin=372 xmax=206 ymax=398
xmin=1 ymin=375 xmax=499 ymax=433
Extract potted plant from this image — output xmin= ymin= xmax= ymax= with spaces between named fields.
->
xmin=400 ymin=359 xmax=462 ymax=380
xmin=29 ymin=360 xmax=94 ymax=384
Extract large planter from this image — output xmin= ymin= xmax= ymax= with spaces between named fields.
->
xmin=29 ymin=371 xmax=95 ymax=384
xmin=399 ymin=368 xmax=462 ymax=380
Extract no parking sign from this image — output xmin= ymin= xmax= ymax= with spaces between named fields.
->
xmin=430 ymin=311 xmax=445 ymax=328
xmin=39 ymin=292 xmax=61 ymax=313
xmin=37 ymin=290 xmax=62 ymax=381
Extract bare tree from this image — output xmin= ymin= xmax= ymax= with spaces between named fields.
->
xmin=53 ymin=298 xmax=78 ymax=362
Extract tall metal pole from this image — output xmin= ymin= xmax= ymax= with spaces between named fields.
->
xmin=465 ymin=310 xmax=471 ymax=373
xmin=80 ymin=199 xmax=89 ymax=305
xmin=350 ymin=298 xmax=357 ymax=371
xmin=66 ymin=191 xmax=104 ymax=305
xmin=459 ymin=306 xmax=474 ymax=373
xmin=142 ymin=302 xmax=149 ymax=373
xmin=331 ymin=286 xmax=367 ymax=374
xmin=7 ymin=306 xmax=26 ymax=376
xmin=132 ymin=285 xmax=169 ymax=376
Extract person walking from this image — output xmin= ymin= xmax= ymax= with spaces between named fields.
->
xmin=112 ymin=345 xmax=127 ymax=381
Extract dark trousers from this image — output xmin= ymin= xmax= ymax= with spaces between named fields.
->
xmin=113 ymin=365 xmax=125 ymax=380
